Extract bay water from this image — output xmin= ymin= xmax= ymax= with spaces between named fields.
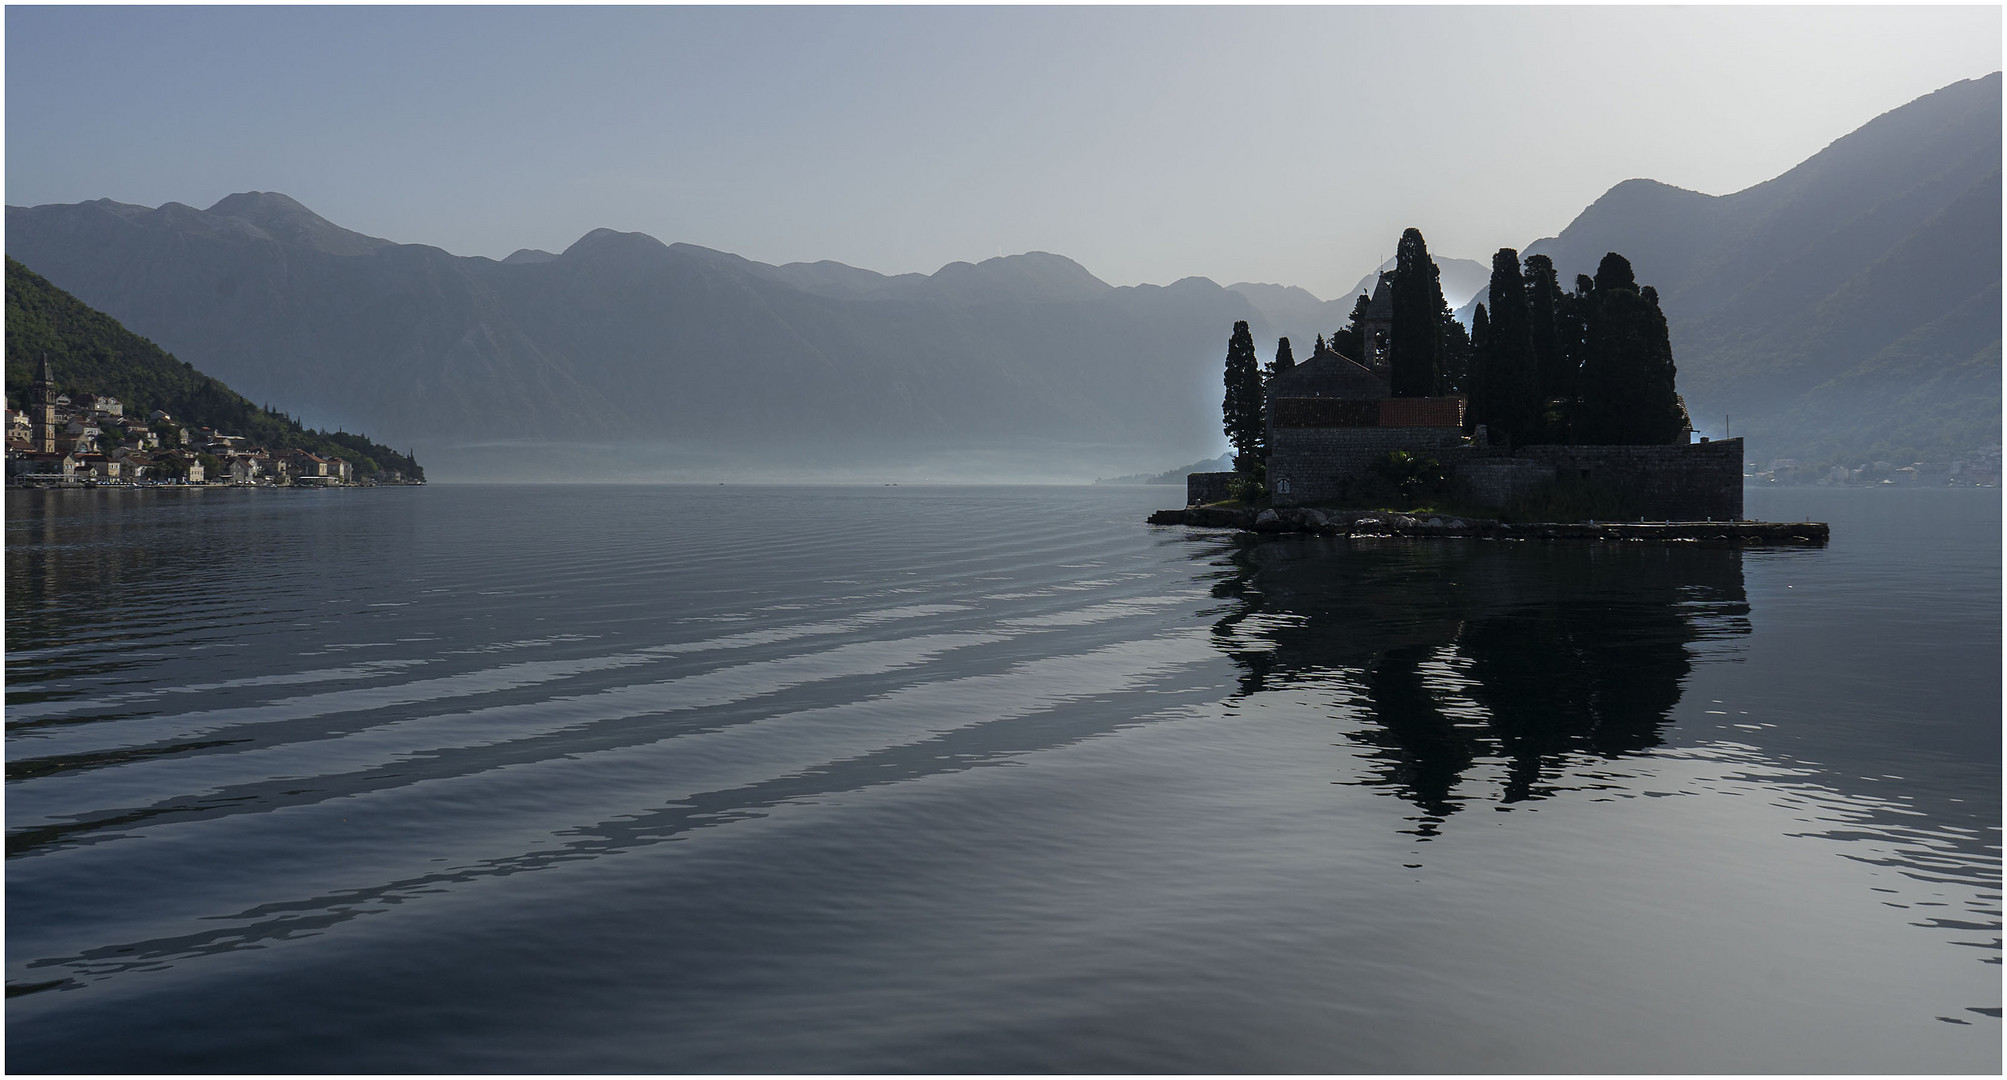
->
xmin=5 ymin=483 xmax=1998 ymax=1071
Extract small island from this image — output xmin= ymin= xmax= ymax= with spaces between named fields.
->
xmin=1156 ymin=231 xmax=1825 ymax=546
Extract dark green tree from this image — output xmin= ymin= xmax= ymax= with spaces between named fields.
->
xmin=1473 ymin=248 xmax=1541 ymax=444
xmin=1523 ymin=254 xmax=1569 ymax=418
xmin=1574 ymin=253 xmax=1680 ymax=445
xmin=1437 ymin=305 xmax=1472 ymax=396
xmin=1222 ymin=320 xmax=1265 ymax=478
xmin=1639 ymin=286 xmax=1684 ymax=443
xmin=1330 ymin=293 xmax=1372 ymax=362
xmin=1269 ymin=336 xmax=1296 ymax=379
xmin=1389 ymin=228 xmax=1446 ymax=396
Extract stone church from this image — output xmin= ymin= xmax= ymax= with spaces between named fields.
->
xmin=1216 ymin=270 xmax=1743 ymax=521
xmin=1264 ymin=273 xmax=1468 ymax=504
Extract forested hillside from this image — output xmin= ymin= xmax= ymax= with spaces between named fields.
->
xmin=5 ymin=257 xmax=422 ymax=480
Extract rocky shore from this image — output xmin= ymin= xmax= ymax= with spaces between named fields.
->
xmin=1146 ymin=506 xmax=1829 ymax=546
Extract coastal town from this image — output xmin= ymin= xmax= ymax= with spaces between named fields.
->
xmin=1746 ymin=449 xmax=2000 ymax=488
xmin=5 ymin=356 xmax=417 ymax=487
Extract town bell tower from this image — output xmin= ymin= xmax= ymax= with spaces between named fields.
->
xmin=1359 ymin=271 xmax=1395 ymax=378
xmin=28 ymin=353 xmax=56 ymax=453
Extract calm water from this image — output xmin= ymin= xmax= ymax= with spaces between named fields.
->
xmin=5 ymin=483 xmax=1999 ymax=1072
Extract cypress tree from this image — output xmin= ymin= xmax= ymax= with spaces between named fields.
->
xmin=1474 ymin=248 xmax=1539 ymax=444
xmin=1468 ymin=303 xmax=1490 ymax=433
xmin=1222 ymin=320 xmax=1264 ymax=476
xmin=1438 ymin=310 xmax=1472 ymax=397
xmin=1522 ymin=254 xmax=1568 ymax=425
xmin=1639 ymin=286 xmax=1683 ymax=443
xmin=1553 ymin=275 xmax=1596 ymax=442
xmin=1593 ymin=251 xmax=1637 ymax=294
xmin=1331 ymin=293 xmax=1371 ymax=362
xmin=1270 ymin=336 xmax=1295 ymax=378
xmin=1389 ymin=228 xmax=1445 ymax=396
xmin=1575 ymin=254 xmax=1670 ymax=444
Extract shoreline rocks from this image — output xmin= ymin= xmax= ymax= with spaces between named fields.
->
xmin=1145 ymin=506 xmax=1829 ymax=546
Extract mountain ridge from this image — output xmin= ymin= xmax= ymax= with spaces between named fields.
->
xmin=8 ymin=73 xmax=1997 ymax=474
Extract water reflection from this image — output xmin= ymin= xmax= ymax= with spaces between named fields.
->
xmin=1206 ymin=536 xmax=1750 ymax=826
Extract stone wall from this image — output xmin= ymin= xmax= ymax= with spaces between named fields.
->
xmin=1456 ymin=458 xmax=1556 ymax=507
xmin=1268 ymin=427 xmax=1471 ymax=507
xmin=1513 ymin=438 xmax=1744 ymax=521
xmin=1186 ymin=471 xmax=1237 ymax=506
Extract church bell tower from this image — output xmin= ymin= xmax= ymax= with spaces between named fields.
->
xmin=29 ymin=353 xmax=56 ymax=453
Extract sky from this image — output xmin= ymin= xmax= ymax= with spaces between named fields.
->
xmin=6 ymin=6 xmax=2001 ymax=300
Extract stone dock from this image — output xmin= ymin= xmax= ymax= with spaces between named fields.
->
xmin=1146 ymin=506 xmax=1828 ymax=546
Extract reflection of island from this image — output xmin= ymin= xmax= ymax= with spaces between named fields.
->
xmin=1206 ymin=538 xmax=1749 ymax=830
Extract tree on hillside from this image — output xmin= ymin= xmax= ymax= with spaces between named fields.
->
xmin=1389 ymin=228 xmax=1446 ymax=396
xmin=1222 ymin=320 xmax=1264 ymax=478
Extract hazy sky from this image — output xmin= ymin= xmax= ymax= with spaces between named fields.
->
xmin=7 ymin=6 xmax=2000 ymax=298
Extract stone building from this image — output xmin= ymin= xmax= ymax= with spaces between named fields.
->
xmin=1263 ymin=350 xmax=1468 ymax=505
xmin=1188 ymin=252 xmax=1742 ymax=520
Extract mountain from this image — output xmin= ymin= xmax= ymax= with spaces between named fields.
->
xmin=4 ymin=258 xmax=422 ymax=480
xmin=10 ymin=73 xmax=1994 ymax=477
xmin=1222 ymin=282 xmax=1351 ymax=354
xmin=6 ymin=197 xmax=1266 ymax=480
xmin=1456 ymin=73 xmax=2001 ymax=463
xmin=1094 ymin=452 xmax=1232 ymax=485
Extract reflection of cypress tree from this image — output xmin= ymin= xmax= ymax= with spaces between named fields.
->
xmin=1357 ymin=645 xmax=1480 ymax=819
xmin=1200 ymin=538 xmax=1748 ymax=824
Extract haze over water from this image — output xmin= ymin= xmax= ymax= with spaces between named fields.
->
xmin=4 ymin=484 xmax=1998 ymax=1072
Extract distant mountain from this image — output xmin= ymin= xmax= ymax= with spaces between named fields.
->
xmin=1456 ymin=73 xmax=2001 ymax=463
xmin=1094 ymin=452 xmax=1231 ymax=485
xmin=11 ymin=72 xmax=1994 ymax=477
xmin=6 ymin=199 xmax=1270 ymax=480
xmin=4 ymin=258 xmax=422 ymax=479
xmin=1222 ymin=282 xmax=1351 ymax=355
